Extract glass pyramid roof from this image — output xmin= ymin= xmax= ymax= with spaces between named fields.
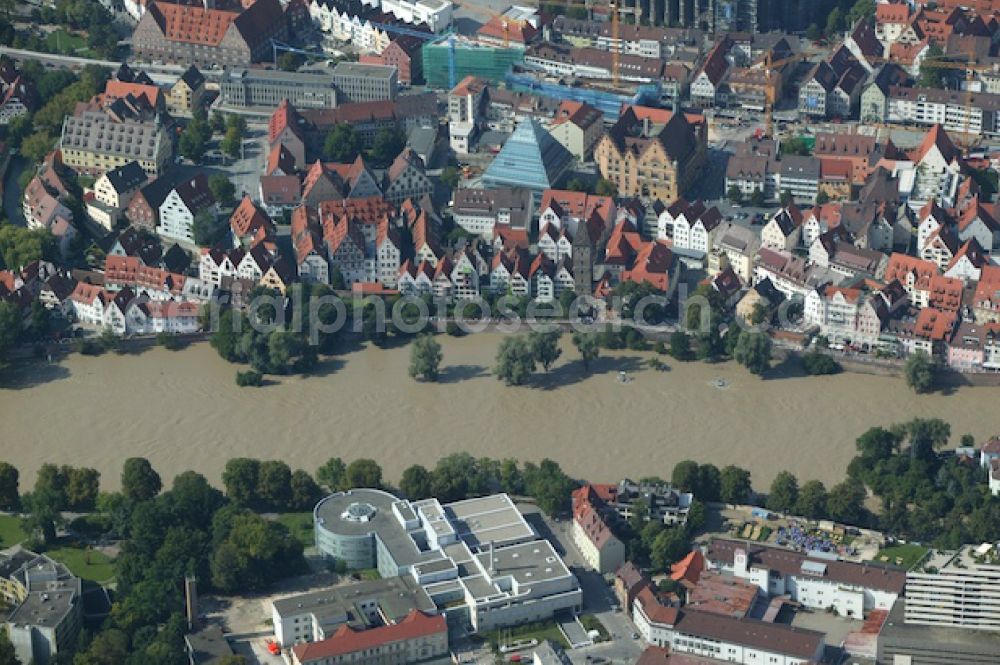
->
xmin=482 ymin=118 xmax=573 ymax=192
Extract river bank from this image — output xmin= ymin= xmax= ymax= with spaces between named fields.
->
xmin=2 ymin=334 xmax=999 ymax=491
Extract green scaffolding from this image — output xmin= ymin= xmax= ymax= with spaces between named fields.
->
xmin=421 ymin=41 xmax=524 ymax=89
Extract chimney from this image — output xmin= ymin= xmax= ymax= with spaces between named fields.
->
xmin=642 ymin=116 xmax=650 ymax=136
xmin=184 ymin=575 xmax=199 ymax=630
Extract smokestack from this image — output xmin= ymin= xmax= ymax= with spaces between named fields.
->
xmin=185 ymin=575 xmax=199 ymax=630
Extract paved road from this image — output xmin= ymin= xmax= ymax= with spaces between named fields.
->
xmin=520 ymin=506 xmax=645 ymax=664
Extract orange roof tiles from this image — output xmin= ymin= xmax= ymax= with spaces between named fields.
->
xmin=914 ymin=307 xmax=957 ymax=340
xmin=151 ymin=1 xmax=239 ymax=46
xmin=291 ymin=611 xmax=445 ymax=662
xmin=103 ymin=80 xmax=162 ymax=108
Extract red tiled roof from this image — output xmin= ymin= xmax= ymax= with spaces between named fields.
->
xmin=670 ymin=550 xmax=704 ymax=584
xmin=229 ymin=195 xmax=274 ymax=239
xmin=911 ymin=124 xmax=962 ymax=165
xmin=104 ymin=80 xmax=161 ymax=108
xmin=291 ymin=610 xmax=445 ymax=662
xmin=914 ymin=306 xmax=957 ymax=340
xmin=477 ymin=15 xmax=537 ymax=44
xmin=149 ymin=0 xmax=239 ymax=46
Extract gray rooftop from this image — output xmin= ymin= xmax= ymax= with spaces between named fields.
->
xmin=184 ymin=625 xmax=233 ymax=664
xmin=271 ymin=575 xmax=435 ymax=626
xmin=6 ymin=582 xmax=78 ymax=629
xmin=332 ymin=62 xmax=397 ymax=79
xmin=224 ymin=67 xmax=337 ymax=84
xmin=314 ymin=488 xmax=434 ymax=569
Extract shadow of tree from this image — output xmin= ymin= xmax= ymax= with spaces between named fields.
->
xmin=530 ymin=355 xmax=646 ymax=391
xmin=438 ymin=364 xmax=489 ymax=384
xmin=0 ymin=361 xmax=71 ymax=390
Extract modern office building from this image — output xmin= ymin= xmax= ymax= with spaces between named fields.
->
xmin=313 ymin=489 xmax=582 ymax=632
xmin=219 ymin=68 xmax=338 ymax=109
xmin=878 ymin=598 xmax=1000 ymax=665
xmin=482 ymin=119 xmax=573 ymax=201
xmin=1 ymin=546 xmax=83 ymax=665
xmin=331 ymin=62 xmax=398 ymax=103
xmin=905 ymin=545 xmax=1000 ymax=632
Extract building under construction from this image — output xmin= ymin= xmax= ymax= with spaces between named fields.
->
xmin=601 ymin=0 xmax=812 ymax=32
xmin=421 ymin=37 xmax=524 ymax=88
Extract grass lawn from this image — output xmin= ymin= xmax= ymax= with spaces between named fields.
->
xmin=45 ymin=545 xmax=116 ymax=583
xmin=874 ymin=544 xmax=929 ymax=570
xmin=0 ymin=515 xmax=27 ymax=548
xmin=275 ymin=512 xmax=313 ymax=548
xmin=45 ymin=29 xmax=88 ymax=55
xmin=487 ymin=620 xmax=569 ymax=651
xmin=358 ymin=568 xmax=381 ymax=581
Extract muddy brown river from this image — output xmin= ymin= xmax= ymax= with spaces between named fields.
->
xmin=2 ymin=334 xmax=999 ymax=490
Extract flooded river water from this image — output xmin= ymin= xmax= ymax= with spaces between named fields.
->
xmin=2 ymin=334 xmax=999 ymax=490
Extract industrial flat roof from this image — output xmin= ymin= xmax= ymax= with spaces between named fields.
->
xmin=476 ymin=540 xmax=570 ymax=587
xmin=332 ymin=62 xmax=396 ymax=78
xmin=6 ymin=583 xmax=77 ymax=629
xmin=271 ymin=575 xmax=435 ymax=625
xmin=444 ymin=494 xmax=535 ymax=547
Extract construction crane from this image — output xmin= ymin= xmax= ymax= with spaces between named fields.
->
xmin=760 ymin=51 xmax=813 ymax=139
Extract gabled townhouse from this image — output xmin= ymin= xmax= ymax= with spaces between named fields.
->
xmin=804 ymin=285 xmax=865 ymax=341
xmin=260 ymin=176 xmax=302 ymax=218
xmin=909 ymin=306 xmax=960 ymax=357
xmin=68 ymin=282 xmax=112 ymax=327
xmin=537 ymin=224 xmax=573 ymax=263
xmin=571 ymin=485 xmax=626 ymax=575
xmin=269 ymin=99 xmax=308 ymax=167
xmin=325 ymin=216 xmax=370 ymax=285
xmin=538 ymin=189 xmax=615 ymax=238
xmin=156 ymin=174 xmax=217 ymax=245
xmin=672 ymin=204 xmax=722 ymax=255
xmin=799 ymin=47 xmax=868 ymax=120
xmin=548 ymin=100 xmax=603 ymax=161
xmin=88 ymin=161 xmax=148 ymax=231
xmin=166 ymin=65 xmax=205 ymax=116
xmin=921 ymin=224 xmax=962 ymax=271
xmin=973 ymin=264 xmax=1000 ymax=323
xmin=290 ymin=206 xmax=330 ymax=286
xmin=690 ymin=40 xmax=729 ymax=107
xmin=103 ymin=287 xmax=137 ymax=334
xmin=126 ymin=177 xmax=173 ymax=233
xmin=0 ymin=62 xmax=37 ymax=125
xmin=259 ymin=257 xmax=296 ymax=295
xmin=199 ymin=247 xmax=239 ymax=287
xmin=125 ymin=299 xmax=201 ymax=335
xmin=754 ymin=248 xmax=839 ymax=303
xmin=907 ymin=124 xmax=966 ymax=207
xmin=397 ymin=259 xmax=435 ymax=297
xmin=410 ymin=211 xmax=443 ymax=268
xmin=945 ymin=238 xmax=989 ymax=282
xmin=375 ymin=219 xmax=403 ymax=288
xmin=947 ymin=320 xmax=1000 ymax=371
xmin=956 ymin=199 xmax=1000 ymax=253
xmin=382 ymin=148 xmax=433 ymax=206
xmin=229 ymin=196 xmax=276 ymax=250
xmin=104 ymin=254 xmax=215 ymax=302
xmin=713 ymin=223 xmax=760 ymax=283
xmin=38 ymin=273 xmax=78 ymax=313
xmin=265 ymin=143 xmax=298 ymax=177
xmin=527 ymin=253 xmax=555 ymax=303
xmin=430 ymin=255 xmax=455 ymax=299
xmin=621 ymin=241 xmax=679 ymax=298
xmin=488 ymin=251 xmax=514 ymax=295
xmin=761 ymin=205 xmax=803 ymax=251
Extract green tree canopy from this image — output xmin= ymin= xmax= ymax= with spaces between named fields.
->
xmin=324 ymin=123 xmax=362 ymax=162
xmin=734 ymin=331 xmax=772 ymax=375
xmin=766 ymin=471 xmax=799 ymax=513
xmin=345 ymin=459 xmax=383 ymax=489
xmin=905 ymin=351 xmax=935 ymax=393
xmin=399 ymin=464 xmax=433 ymax=500
xmin=408 ymin=334 xmax=443 ymax=381
xmin=571 ymin=331 xmax=599 ymax=372
xmin=529 ymin=330 xmax=562 ymax=372
xmin=494 ymin=335 xmax=536 ymax=386
xmin=121 ymin=458 xmax=162 ymax=503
